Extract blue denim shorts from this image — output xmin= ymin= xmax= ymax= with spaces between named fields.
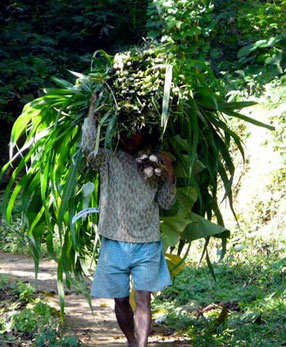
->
xmin=91 ymin=237 xmax=172 ymax=298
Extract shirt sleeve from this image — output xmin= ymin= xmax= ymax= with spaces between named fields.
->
xmin=155 ymin=180 xmax=177 ymax=210
xmin=80 ymin=117 xmax=110 ymax=171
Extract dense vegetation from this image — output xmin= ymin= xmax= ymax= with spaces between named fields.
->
xmin=153 ymin=84 xmax=286 ymax=346
xmin=154 ymin=231 xmax=286 ymax=346
xmin=0 ymin=0 xmax=285 ymax=345
xmin=0 ymin=0 xmax=148 ymax=167
xmin=1 ymin=0 xmax=285 ymax=166
xmin=0 ymin=276 xmax=81 ymax=346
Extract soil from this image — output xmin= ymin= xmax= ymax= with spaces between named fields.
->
xmin=0 ymin=251 xmax=191 ymax=346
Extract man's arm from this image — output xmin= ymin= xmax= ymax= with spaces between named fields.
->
xmin=155 ymin=151 xmax=177 ymax=210
xmin=81 ymin=117 xmax=110 ymax=171
xmin=156 ymin=180 xmax=177 ymax=210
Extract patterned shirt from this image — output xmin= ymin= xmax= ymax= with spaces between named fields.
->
xmin=81 ymin=117 xmax=176 ymax=243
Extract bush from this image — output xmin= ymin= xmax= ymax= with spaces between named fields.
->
xmin=211 ymin=0 xmax=286 ymax=96
xmin=0 ymin=276 xmax=81 ymax=345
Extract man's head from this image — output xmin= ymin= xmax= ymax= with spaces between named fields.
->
xmin=119 ymin=128 xmax=160 ymax=154
xmin=119 ymin=132 xmax=144 ymax=154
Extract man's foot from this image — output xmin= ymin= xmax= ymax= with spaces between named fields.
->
xmin=127 ymin=335 xmax=137 ymax=347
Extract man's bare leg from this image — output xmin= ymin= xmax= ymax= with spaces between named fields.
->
xmin=134 ymin=290 xmax=151 ymax=347
xmin=114 ymin=297 xmax=137 ymax=347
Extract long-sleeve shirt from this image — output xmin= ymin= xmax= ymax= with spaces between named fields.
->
xmin=81 ymin=117 xmax=176 ymax=243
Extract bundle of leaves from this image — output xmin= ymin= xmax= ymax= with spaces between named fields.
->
xmin=0 ymin=42 xmax=274 ymax=321
xmin=79 ymin=44 xmax=190 ymax=150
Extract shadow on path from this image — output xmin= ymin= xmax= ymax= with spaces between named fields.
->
xmin=0 ymin=251 xmax=190 ymax=346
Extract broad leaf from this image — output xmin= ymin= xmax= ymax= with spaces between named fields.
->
xmin=181 ymin=212 xmax=229 ymax=241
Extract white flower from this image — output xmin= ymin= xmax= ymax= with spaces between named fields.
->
xmin=154 ymin=168 xmax=162 ymax=176
xmin=149 ymin=154 xmax=159 ymax=163
xmin=136 ymin=154 xmax=149 ymax=162
xmin=144 ymin=167 xmax=154 ymax=178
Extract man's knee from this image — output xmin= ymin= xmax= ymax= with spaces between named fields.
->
xmin=135 ymin=290 xmax=151 ymax=309
xmin=115 ymin=296 xmax=130 ymax=307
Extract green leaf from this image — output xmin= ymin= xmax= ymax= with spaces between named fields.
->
xmin=104 ymin=115 xmax=118 ymax=149
xmin=10 ymin=107 xmax=41 ymax=144
xmin=51 ymin=76 xmax=74 ymax=88
xmin=161 ymin=64 xmax=173 ymax=136
xmin=22 ymin=172 xmax=41 ymax=216
xmin=160 ymin=216 xmax=192 ymax=251
xmin=222 ymin=101 xmax=256 ymax=110
xmin=175 ymin=187 xmax=197 ymax=218
xmin=57 ymin=260 xmax=65 ymax=326
xmin=58 ymin=152 xmax=82 ymax=229
xmin=43 ymin=88 xmax=77 ymax=95
xmin=6 ymin=175 xmax=30 ymax=223
xmin=237 ymin=44 xmax=256 ymax=58
xmin=220 ymin=107 xmax=275 ymax=130
xmin=265 ymin=53 xmax=283 ymax=71
xmin=165 ymin=253 xmax=185 ymax=277
xmin=206 ymin=250 xmax=216 ymax=282
xmin=68 ymin=70 xmax=86 ymax=79
xmin=161 ymin=228 xmax=180 ymax=252
xmin=181 ymin=212 xmax=229 ymax=241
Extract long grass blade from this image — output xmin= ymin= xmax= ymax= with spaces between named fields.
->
xmin=161 ymin=64 xmax=173 ymax=136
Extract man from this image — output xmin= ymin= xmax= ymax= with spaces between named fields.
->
xmin=81 ymin=116 xmax=176 ymax=347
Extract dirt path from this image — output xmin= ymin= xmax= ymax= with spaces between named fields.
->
xmin=0 ymin=251 xmax=190 ymax=346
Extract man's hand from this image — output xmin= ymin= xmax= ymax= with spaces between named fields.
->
xmin=158 ymin=151 xmax=176 ymax=185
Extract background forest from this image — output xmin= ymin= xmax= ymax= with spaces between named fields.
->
xmin=0 ymin=0 xmax=285 ymax=346
xmin=1 ymin=0 xmax=284 ymax=167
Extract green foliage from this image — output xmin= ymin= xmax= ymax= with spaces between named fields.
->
xmin=1 ymin=0 xmax=279 ymax=322
xmin=0 ymin=276 xmax=81 ymax=345
xmin=153 ymin=233 xmax=286 ymax=346
xmin=235 ymin=0 xmax=286 ymax=41
xmin=0 ymin=219 xmax=30 ymax=254
xmin=10 ymin=281 xmax=36 ymax=303
xmin=212 ymin=0 xmax=286 ymax=96
xmin=35 ymin=331 xmax=82 ymax=347
xmin=0 ymin=0 xmax=148 ymax=115
xmin=147 ymin=0 xmax=215 ymax=60
xmin=146 ymin=0 xmax=286 ymax=97
xmin=11 ymin=309 xmax=38 ymax=333
xmin=1 ymin=2 xmax=275 ymax=314
xmin=153 ymin=89 xmax=286 ymax=341
xmin=232 ymin=82 xmax=286 ymax=234
xmin=0 ymin=0 xmax=148 ymax=165
xmin=0 ymin=277 xmax=35 ymax=304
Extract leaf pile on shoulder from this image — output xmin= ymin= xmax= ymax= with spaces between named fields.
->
xmin=79 ymin=43 xmax=188 ymax=148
